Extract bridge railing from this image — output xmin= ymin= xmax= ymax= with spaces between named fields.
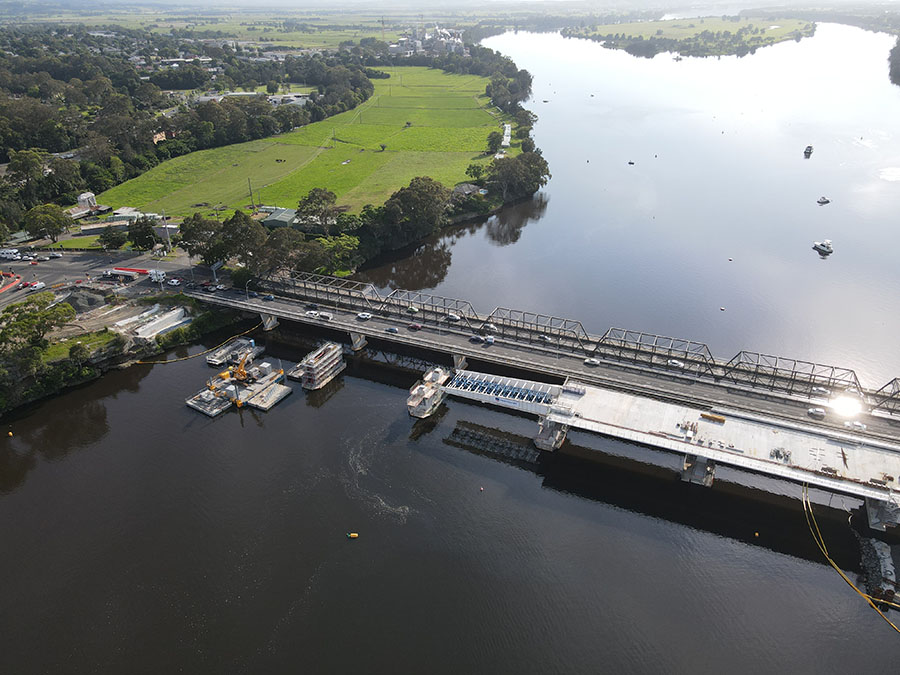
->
xmin=238 ymin=272 xmax=899 ymax=414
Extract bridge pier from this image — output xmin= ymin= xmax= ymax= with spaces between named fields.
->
xmin=453 ymin=354 xmax=467 ymax=370
xmin=534 ymin=417 xmax=568 ymax=451
xmin=349 ymin=331 xmax=368 ymax=351
xmin=259 ymin=313 xmax=279 ymax=331
xmin=865 ymin=497 xmax=900 ymax=532
xmin=681 ymin=454 xmax=716 ymax=487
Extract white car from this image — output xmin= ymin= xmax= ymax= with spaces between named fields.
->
xmin=807 ymin=407 xmax=826 ymax=418
xmin=28 ymin=281 xmax=46 ymax=291
xmin=584 ymin=357 xmax=600 ymax=366
xmin=319 ymin=312 xmax=333 ymax=321
xmin=844 ymin=421 xmax=867 ymax=431
xmin=167 ymin=278 xmax=181 ymax=286
xmin=49 ymin=252 xmax=63 ymax=258
xmin=305 ymin=310 xmax=319 ymax=318
xmin=446 ymin=313 xmax=461 ymax=322
xmin=357 ymin=312 xmax=372 ymax=320
xmin=811 ymin=386 xmax=831 ymax=396
xmin=667 ymin=359 xmax=685 ymax=368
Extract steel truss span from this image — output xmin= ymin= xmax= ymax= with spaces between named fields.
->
xmin=722 ymin=351 xmax=862 ymax=396
xmin=245 ymin=272 xmax=899 ymax=413
xmin=381 ymin=289 xmax=478 ymax=324
xmin=487 ymin=307 xmax=590 ymax=349
xmin=873 ymin=379 xmax=900 ymax=414
xmin=593 ymin=328 xmax=717 ymax=377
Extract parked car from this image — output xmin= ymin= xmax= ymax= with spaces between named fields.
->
xmin=49 ymin=252 xmax=63 ymax=258
xmin=167 ymin=279 xmax=181 ymax=286
xmin=215 ymin=284 xmax=226 ymax=291
xmin=357 ymin=312 xmax=372 ymax=320
xmin=28 ymin=282 xmax=46 ymax=291
xmin=36 ymin=256 xmax=50 ymax=261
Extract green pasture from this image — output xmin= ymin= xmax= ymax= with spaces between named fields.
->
xmin=577 ymin=17 xmax=811 ymax=42
xmin=97 ymin=67 xmax=513 ymax=216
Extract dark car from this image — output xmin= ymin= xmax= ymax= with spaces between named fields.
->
xmin=385 ymin=326 xmax=399 ymax=334
xmin=248 ymin=291 xmax=259 ymax=298
xmin=262 ymin=294 xmax=274 ymax=301
xmin=306 ymin=303 xmax=319 ymax=310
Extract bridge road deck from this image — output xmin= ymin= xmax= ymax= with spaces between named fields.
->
xmin=186 ymin=288 xmax=900 ymax=446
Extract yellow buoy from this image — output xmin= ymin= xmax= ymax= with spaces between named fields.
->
xmin=347 ymin=532 xmax=359 ymax=539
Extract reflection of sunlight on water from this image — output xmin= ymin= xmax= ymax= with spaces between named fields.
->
xmin=878 ymin=167 xmax=900 ymax=181
xmin=830 ymin=395 xmax=862 ymax=418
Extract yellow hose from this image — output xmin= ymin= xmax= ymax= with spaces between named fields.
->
xmin=802 ymin=484 xmax=900 ymax=633
xmin=137 ymin=322 xmax=263 ymax=365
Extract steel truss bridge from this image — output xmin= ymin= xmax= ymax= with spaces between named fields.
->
xmin=252 ymin=270 xmax=899 ymax=414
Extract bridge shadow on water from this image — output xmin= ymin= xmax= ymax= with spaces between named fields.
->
xmin=434 ymin=418 xmax=870 ymax=571
xmin=259 ymin=328 xmax=879 ymax=570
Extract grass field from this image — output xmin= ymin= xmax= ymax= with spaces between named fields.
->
xmin=98 ymin=67 xmax=514 ymax=216
xmin=44 ymin=330 xmax=118 ymax=363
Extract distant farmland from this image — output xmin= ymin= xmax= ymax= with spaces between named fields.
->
xmin=98 ymin=67 xmax=512 ymax=217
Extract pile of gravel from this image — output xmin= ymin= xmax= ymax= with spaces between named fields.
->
xmin=64 ymin=289 xmax=108 ymax=314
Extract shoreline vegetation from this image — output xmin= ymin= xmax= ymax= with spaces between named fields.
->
xmin=561 ymin=17 xmax=816 ymax=58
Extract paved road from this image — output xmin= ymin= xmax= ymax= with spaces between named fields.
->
xmin=188 ymin=289 xmax=900 ymax=447
xmin=0 ymin=249 xmax=209 ymax=310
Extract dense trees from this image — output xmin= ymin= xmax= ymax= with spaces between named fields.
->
xmin=23 ymin=204 xmax=68 ymax=242
xmin=0 ymin=25 xmax=376 ymax=224
xmin=486 ymin=131 xmax=504 ymax=154
xmin=127 ymin=217 xmax=159 ymax=251
xmin=486 ymin=153 xmax=552 ymax=202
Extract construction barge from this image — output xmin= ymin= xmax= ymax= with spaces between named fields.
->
xmin=288 ymin=342 xmax=346 ymax=390
xmin=188 ymin=347 xmax=291 ymax=416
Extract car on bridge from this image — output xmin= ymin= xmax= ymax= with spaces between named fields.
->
xmin=446 ymin=313 xmax=461 ymax=322
xmin=319 ymin=312 xmax=332 ymax=321
xmin=667 ymin=359 xmax=685 ymax=368
xmin=306 ymin=310 xmax=319 ymax=318
xmin=807 ymin=408 xmax=826 ymax=418
xmin=484 ymin=336 xmax=495 ymax=346
xmin=357 ymin=312 xmax=372 ymax=320
xmin=385 ymin=327 xmax=399 ymax=334
xmin=469 ymin=335 xmax=485 ymax=343
xmin=262 ymin=294 xmax=274 ymax=301
xmin=408 ymin=323 xmax=423 ymax=331
xmin=537 ymin=334 xmax=552 ymax=343
xmin=584 ymin=358 xmax=600 ymax=366
xmin=811 ymin=386 xmax=831 ymax=396
xmin=480 ymin=323 xmax=498 ymax=334
xmin=406 ymin=306 xmax=419 ymax=314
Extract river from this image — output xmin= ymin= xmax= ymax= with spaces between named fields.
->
xmin=2 ymin=24 xmax=900 ymax=673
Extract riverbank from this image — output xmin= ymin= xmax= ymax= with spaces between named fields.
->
xmin=0 ymin=292 xmax=244 ymax=420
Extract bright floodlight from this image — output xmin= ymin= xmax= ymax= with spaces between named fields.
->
xmin=830 ymin=395 xmax=862 ymax=418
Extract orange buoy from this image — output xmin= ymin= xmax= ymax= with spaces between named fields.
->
xmin=347 ymin=532 xmax=359 ymax=539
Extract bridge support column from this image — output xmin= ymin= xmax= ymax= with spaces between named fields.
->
xmin=865 ymin=498 xmax=900 ymax=532
xmin=681 ymin=454 xmax=715 ymax=487
xmin=259 ymin=313 xmax=279 ymax=331
xmin=349 ymin=331 xmax=367 ymax=351
xmin=534 ymin=417 xmax=568 ymax=451
xmin=453 ymin=354 xmax=467 ymax=371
